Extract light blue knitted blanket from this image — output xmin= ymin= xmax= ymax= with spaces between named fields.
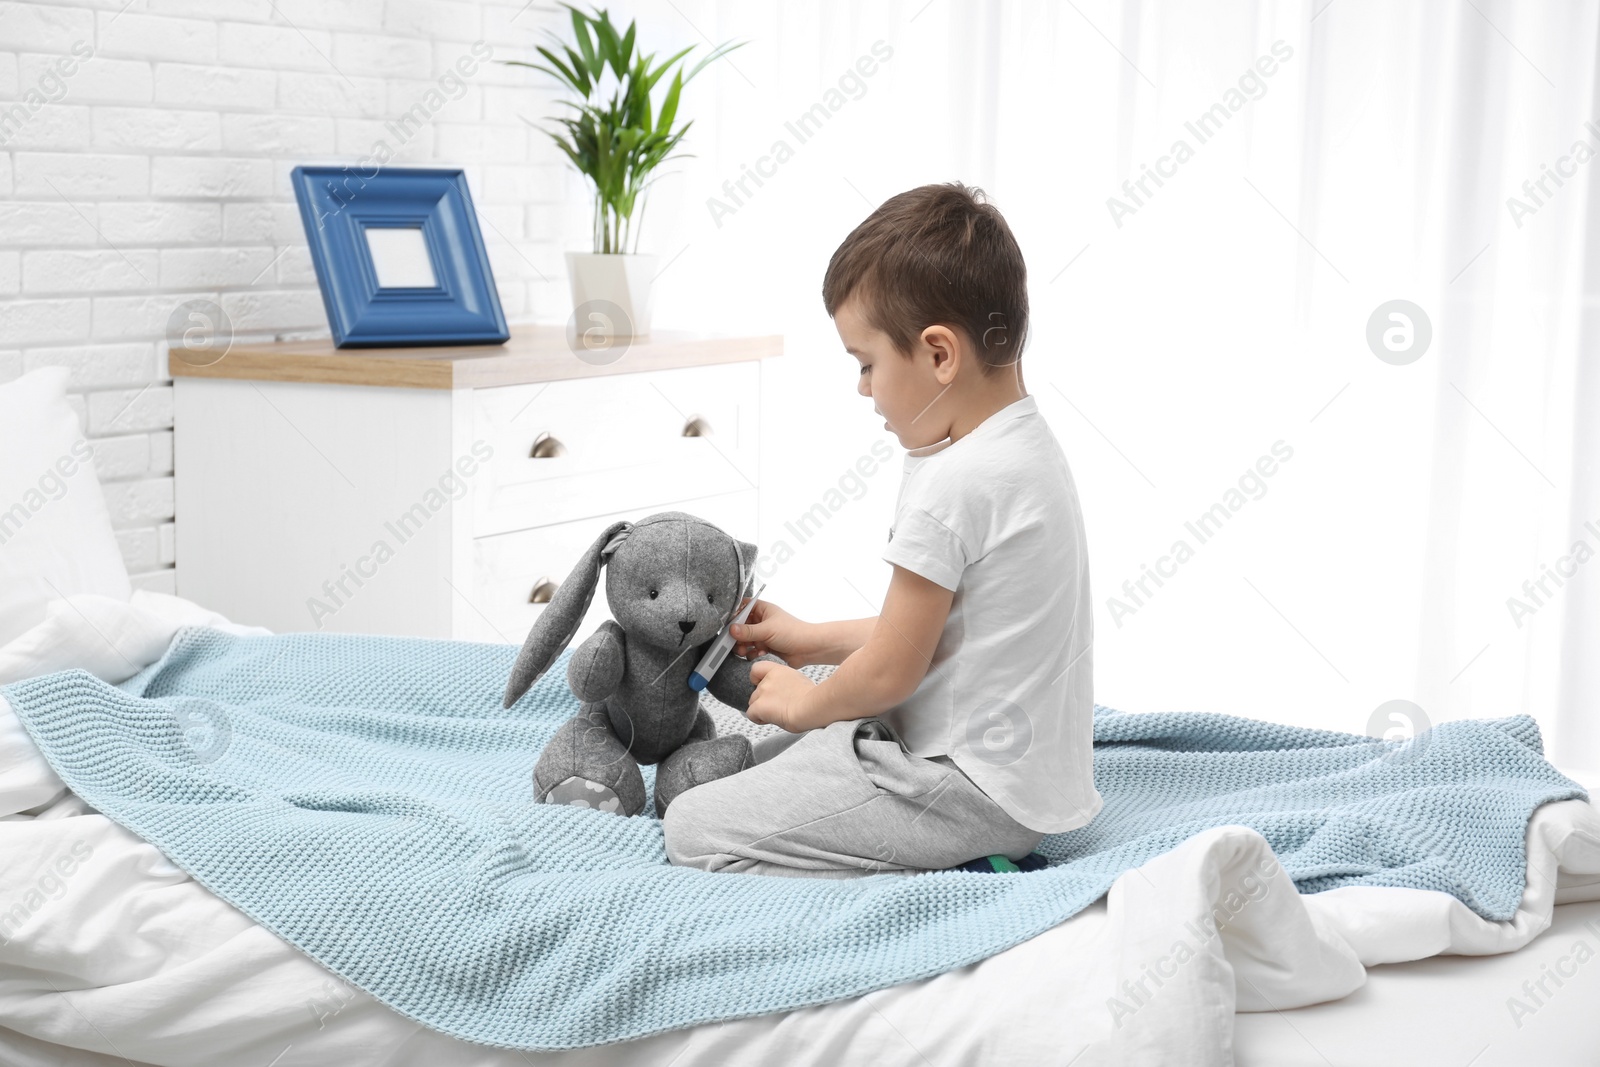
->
xmin=2 ymin=629 xmax=1586 ymax=1051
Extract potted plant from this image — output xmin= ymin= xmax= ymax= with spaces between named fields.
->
xmin=508 ymin=3 xmax=742 ymax=339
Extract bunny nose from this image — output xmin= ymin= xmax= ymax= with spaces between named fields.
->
xmin=678 ymin=620 xmax=695 ymax=635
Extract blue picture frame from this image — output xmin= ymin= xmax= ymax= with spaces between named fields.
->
xmin=290 ymin=165 xmax=510 ymax=348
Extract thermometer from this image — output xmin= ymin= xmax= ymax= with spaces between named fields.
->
xmin=688 ymin=581 xmax=767 ymax=691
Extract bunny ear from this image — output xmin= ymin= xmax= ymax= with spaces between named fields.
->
xmin=502 ymin=519 xmax=632 ymax=708
xmin=601 ymin=526 xmax=631 ymax=559
xmin=718 ymin=537 xmax=758 ymax=629
xmin=733 ymin=538 xmax=757 ymax=597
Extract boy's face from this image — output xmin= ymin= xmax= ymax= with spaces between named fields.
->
xmin=835 ymin=294 xmax=950 ymax=450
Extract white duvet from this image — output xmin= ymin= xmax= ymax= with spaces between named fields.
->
xmin=2 ymin=593 xmax=1598 ymax=1067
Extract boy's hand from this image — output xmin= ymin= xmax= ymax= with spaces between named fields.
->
xmin=730 ymin=599 xmax=817 ymax=668
xmin=745 ymin=659 xmax=816 ymax=732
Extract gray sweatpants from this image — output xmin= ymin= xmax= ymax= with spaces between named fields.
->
xmin=661 ymin=715 xmax=1046 ymax=879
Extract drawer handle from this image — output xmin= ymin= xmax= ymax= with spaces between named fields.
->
xmin=530 ymin=431 xmax=567 ymax=459
xmin=682 ymin=416 xmax=712 ymax=437
xmin=529 ymin=577 xmax=559 ymax=604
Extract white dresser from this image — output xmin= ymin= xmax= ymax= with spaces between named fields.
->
xmin=170 ymin=326 xmax=779 ymax=642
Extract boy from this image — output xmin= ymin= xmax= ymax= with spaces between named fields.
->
xmin=661 ymin=182 xmax=1100 ymax=878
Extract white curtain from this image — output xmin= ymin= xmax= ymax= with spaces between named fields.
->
xmin=535 ymin=1 xmax=1599 ymax=770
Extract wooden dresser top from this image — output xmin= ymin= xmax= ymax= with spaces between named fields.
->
xmin=168 ymin=324 xmax=783 ymax=390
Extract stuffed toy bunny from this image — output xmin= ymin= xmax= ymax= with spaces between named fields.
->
xmin=501 ymin=510 xmax=785 ymax=819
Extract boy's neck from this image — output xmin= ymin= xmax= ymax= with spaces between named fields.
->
xmin=945 ymin=365 xmax=1027 ymax=446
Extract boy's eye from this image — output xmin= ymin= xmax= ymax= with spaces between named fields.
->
xmin=859 ymin=365 xmax=870 ymax=375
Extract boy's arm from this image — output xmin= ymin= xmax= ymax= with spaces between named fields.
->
xmin=805 ymin=618 xmax=878 ymax=666
xmin=795 ymin=565 xmax=954 ymax=731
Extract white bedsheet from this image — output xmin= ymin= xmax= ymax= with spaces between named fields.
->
xmin=1234 ymin=897 xmax=1600 ymax=1066
xmin=1 ymin=593 xmax=1597 ymax=1066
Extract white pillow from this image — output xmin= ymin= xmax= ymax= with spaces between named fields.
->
xmin=0 ymin=366 xmax=131 ymax=647
xmin=0 ymin=590 xmax=270 ymax=686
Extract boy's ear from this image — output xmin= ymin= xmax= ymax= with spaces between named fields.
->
xmin=921 ymin=323 xmax=961 ymax=383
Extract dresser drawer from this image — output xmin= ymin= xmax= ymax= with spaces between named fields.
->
xmin=470 ymin=361 xmax=759 ymax=538
xmin=460 ymin=488 xmax=758 ymax=645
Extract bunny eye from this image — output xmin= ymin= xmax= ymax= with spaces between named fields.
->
xmin=706 ymin=593 xmax=715 ymax=605
xmin=648 ymin=588 xmax=658 ymax=599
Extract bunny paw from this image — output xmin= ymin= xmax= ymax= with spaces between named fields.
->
xmin=544 ymin=775 xmax=624 ymax=814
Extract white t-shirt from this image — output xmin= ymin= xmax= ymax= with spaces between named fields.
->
xmin=879 ymin=393 xmax=1102 ymax=834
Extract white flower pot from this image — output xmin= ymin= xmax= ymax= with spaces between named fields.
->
xmin=565 ymin=252 xmax=656 ymax=339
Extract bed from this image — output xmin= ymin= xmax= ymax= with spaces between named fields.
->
xmin=2 ymin=366 xmax=1598 ymax=1066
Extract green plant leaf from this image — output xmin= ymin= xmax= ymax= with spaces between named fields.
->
xmin=595 ymin=14 xmax=629 ymax=80
xmin=639 ymin=88 xmax=653 ymax=132
xmin=569 ymin=5 xmax=600 ymax=78
xmin=504 ymin=61 xmax=568 ymax=87
xmin=533 ymin=45 xmax=587 ymax=95
xmin=655 ymin=69 xmax=682 ymax=135
xmin=644 ymin=44 xmax=695 ymax=92
xmin=619 ymin=22 xmax=636 ymax=74
xmin=684 ymin=39 xmax=745 ymax=84
xmin=568 ymin=46 xmax=598 ymax=93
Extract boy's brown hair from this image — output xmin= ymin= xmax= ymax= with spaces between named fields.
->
xmin=822 ymin=182 xmax=1028 ymax=375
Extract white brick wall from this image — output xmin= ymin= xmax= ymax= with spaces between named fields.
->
xmin=0 ymin=0 xmax=575 ymax=594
